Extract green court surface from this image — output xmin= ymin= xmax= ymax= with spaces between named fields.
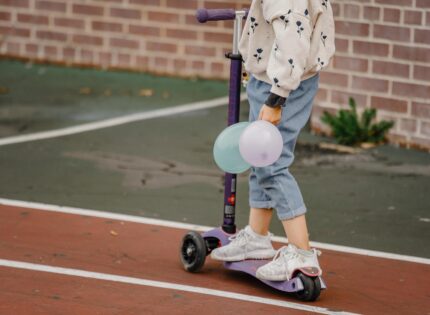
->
xmin=1 ymin=60 xmax=429 ymax=258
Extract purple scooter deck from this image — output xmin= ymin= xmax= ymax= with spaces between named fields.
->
xmin=203 ymin=227 xmax=326 ymax=293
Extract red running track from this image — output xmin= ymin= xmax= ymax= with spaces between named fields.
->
xmin=0 ymin=204 xmax=429 ymax=314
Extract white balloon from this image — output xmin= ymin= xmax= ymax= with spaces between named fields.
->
xmin=239 ymin=120 xmax=283 ymax=167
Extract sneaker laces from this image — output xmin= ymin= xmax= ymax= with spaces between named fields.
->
xmin=272 ymin=245 xmax=302 ymax=266
xmin=228 ymin=229 xmax=250 ymax=246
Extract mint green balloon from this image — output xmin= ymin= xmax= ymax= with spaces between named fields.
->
xmin=213 ymin=122 xmax=251 ymax=174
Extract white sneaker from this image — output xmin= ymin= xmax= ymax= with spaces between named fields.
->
xmin=256 ymin=244 xmax=322 ymax=281
xmin=210 ymin=226 xmax=276 ymax=261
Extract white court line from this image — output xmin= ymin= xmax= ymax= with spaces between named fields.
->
xmin=0 ymin=259 xmax=358 ymax=315
xmin=1 ymin=197 xmax=429 ymax=265
xmin=0 ymin=94 xmax=246 ymax=147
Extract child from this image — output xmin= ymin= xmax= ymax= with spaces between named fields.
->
xmin=211 ymin=0 xmax=335 ymax=281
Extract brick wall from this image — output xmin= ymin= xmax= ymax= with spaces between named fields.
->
xmin=314 ymin=0 xmax=430 ymax=151
xmin=0 ymin=0 xmax=429 ymax=150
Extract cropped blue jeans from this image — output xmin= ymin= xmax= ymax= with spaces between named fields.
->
xmin=246 ymin=73 xmax=319 ymax=220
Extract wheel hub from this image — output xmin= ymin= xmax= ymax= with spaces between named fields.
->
xmin=186 ymin=245 xmax=195 ymax=256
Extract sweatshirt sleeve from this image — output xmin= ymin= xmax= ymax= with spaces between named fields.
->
xmin=264 ymin=11 xmax=312 ymax=100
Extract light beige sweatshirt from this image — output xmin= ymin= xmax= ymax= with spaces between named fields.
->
xmin=239 ymin=0 xmax=336 ymax=99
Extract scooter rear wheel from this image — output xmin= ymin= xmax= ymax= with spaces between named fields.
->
xmin=294 ymin=272 xmax=321 ymax=301
xmin=180 ymin=231 xmax=207 ymax=272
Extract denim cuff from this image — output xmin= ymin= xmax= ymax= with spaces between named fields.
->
xmin=277 ymin=205 xmax=307 ymax=221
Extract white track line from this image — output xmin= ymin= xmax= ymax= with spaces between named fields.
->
xmin=0 ymin=94 xmax=246 ymax=147
xmin=0 ymin=259 xmax=358 ymax=315
xmin=1 ymin=198 xmax=429 ymax=265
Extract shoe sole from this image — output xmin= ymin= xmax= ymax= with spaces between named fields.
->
xmin=211 ymin=249 xmax=276 ymax=262
xmin=256 ymin=270 xmax=289 ymax=281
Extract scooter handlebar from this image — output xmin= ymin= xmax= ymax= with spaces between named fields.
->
xmin=196 ymin=8 xmax=237 ymax=23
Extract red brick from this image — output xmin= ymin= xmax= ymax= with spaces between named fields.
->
xmin=17 ymin=13 xmax=49 ymax=25
xmin=204 ymin=31 xmax=231 ymax=43
xmin=136 ymin=56 xmax=149 ymax=69
xmin=353 ymin=41 xmax=389 ymax=57
xmin=393 ymin=82 xmax=430 ymax=99
xmin=80 ymin=49 xmax=94 ymax=63
xmin=63 ymin=47 xmax=75 ymax=59
xmin=414 ymin=65 xmax=430 ymax=81
xmin=371 ymin=96 xmax=408 ymax=113
xmin=117 ymin=53 xmax=131 ymax=66
xmin=204 ymin=1 xmax=235 ymax=9
xmin=185 ymin=14 xmax=201 ymax=26
xmin=343 ymin=4 xmax=360 ymax=19
xmin=146 ymin=41 xmax=177 ymax=53
xmin=363 ymin=6 xmax=380 ymax=20
xmin=0 ymin=0 xmax=28 ymax=7
xmin=73 ymin=34 xmax=103 ymax=46
xmin=393 ymin=45 xmax=430 ymax=62
xmin=129 ymin=24 xmax=160 ymax=36
xmin=404 ymin=10 xmax=422 ymax=25
xmin=373 ymin=60 xmax=409 ymax=78
xmin=421 ymin=121 xmax=430 ymax=136
xmin=6 ymin=42 xmax=20 ymax=54
xmin=173 ymin=59 xmax=187 ymax=70
xmin=26 ymin=43 xmax=38 ymax=56
xmin=335 ymin=21 xmax=369 ymax=37
xmin=110 ymin=38 xmax=139 ymax=49
xmin=412 ymin=101 xmax=430 ymax=118
xmin=320 ymin=72 xmax=349 ymax=87
xmin=54 ymin=17 xmax=84 ymax=29
xmin=0 ymin=26 xmax=30 ymax=37
xmin=185 ymin=45 xmax=216 ymax=57
xmin=36 ymin=30 xmax=66 ymax=41
xmin=99 ymin=52 xmax=112 ymax=65
xmin=333 ymin=55 xmax=368 ymax=72
xmin=154 ymin=56 xmax=168 ymax=67
xmin=223 ymin=20 xmax=234 ymax=29
xmin=192 ymin=60 xmax=205 ymax=70
xmin=166 ymin=28 xmax=197 ymax=40
xmin=44 ymin=45 xmax=57 ymax=57
xmin=331 ymin=90 xmax=367 ymax=107
xmin=352 ymin=76 xmax=389 ymax=93
xmin=427 ymin=12 xmax=430 ymax=26
xmin=414 ymin=29 xmax=430 ymax=44
xmin=315 ymin=88 xmax=328 ymax=102
xmin=35 ymin=0 xmax=65 ymax=12
xmin=211 ymin=61 xmax=224 ymax=73
xmin=0 ymin=11 xmax=11 ymax=21
xmin=335 ymin=38 xmax=349 ymax=52
xmin=331 ymin=3 xmax=340 ymax=17
xmin=383 ymin=8 xmax=401 ymax=23
xmin=148 ymin=11 xmax=180 ymax=23
xmin=376 ymin=0 xmax=412 ymax=6
xmin=400 ymin=119 xmax=417 ymax=133
xmin=110 ymin=7 xmax=141 ymax=19
xmin=92 ymin=21 xmax=123 ymax=32
xmin=130 ymin=0 xmax=159 ymax=5
xmin=416 ymin=0 xmax=430 ymax=8
xmin=373 ymin=24 xmax=410 ymax=42
xmin=166 ymin=0 xmax=197 ymax=9
xmin=73 ymin=4 xmax=103 ymax=16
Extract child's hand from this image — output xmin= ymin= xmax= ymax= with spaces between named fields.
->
xmin=258 ymin=105 xmax=282 ymax=125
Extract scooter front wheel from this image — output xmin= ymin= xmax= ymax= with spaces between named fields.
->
xmin=180 ymin=231 xmax=207 ymax=272
xmin=294 ymin=272 xmax=321 ymax=301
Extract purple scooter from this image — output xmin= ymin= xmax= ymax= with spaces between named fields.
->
xmin=179 ymin=8 xmax=326 ymax=302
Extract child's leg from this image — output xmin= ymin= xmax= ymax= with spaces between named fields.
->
xmin=249 ymin=207 xmax=273 ymax=235
xmin=249 ymin=209 xmax=310 ymax=250
xmin=282 ymin=214 xmax=310 ymax=250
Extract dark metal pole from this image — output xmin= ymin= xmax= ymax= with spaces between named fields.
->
xmin=222 ymin=10 xmax=246 ymax=234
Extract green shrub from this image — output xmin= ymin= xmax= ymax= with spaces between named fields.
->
xmin=321 ymin=97 xmax=394 ymax=146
